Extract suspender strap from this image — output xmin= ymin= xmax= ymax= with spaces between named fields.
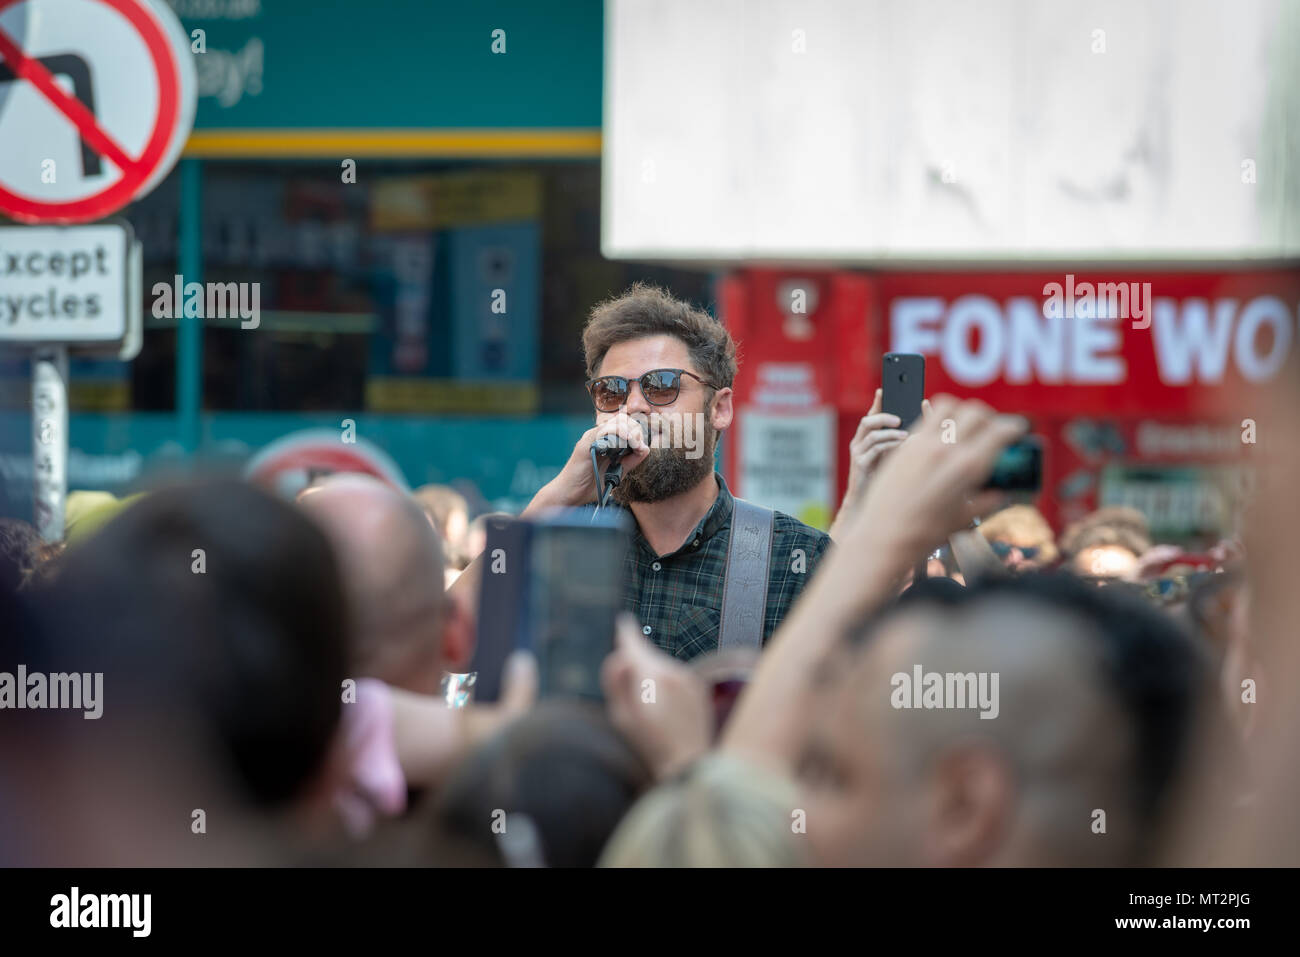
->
xmin=718 ymin=498 xmax=775 ymax=650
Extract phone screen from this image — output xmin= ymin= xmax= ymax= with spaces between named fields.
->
xmin=472 ymin=510 xmax=630 ymax=702
xmin=471 ymin=516 xmax=532 ymax=703
xmin=529 ymin=513 xmax=630 ymax=700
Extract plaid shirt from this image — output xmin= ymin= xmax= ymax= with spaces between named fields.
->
xmin=617 ymin=473 xmax=831 ymax=661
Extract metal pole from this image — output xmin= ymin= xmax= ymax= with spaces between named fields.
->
xmin=177 ymin=157 xmax=203 ymax=457
xmin=32 ymin=346 xmax=69 ymax=542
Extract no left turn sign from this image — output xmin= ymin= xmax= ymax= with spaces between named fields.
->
xmin=0 ymin=0 xmax=196 ymax=223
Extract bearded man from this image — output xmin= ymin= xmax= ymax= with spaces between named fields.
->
xmin=521 ymin=284 xmax=831 ymax=661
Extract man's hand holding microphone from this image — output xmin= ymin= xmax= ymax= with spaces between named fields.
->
xmin=523 ymin=413 xmax=652 ymax=516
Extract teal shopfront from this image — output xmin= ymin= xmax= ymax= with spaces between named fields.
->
xmin=0 ymin=0 xmax=717 ymax=517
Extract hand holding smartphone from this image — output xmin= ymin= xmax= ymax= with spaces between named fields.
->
xmin=881 ymin=353 xmax=926 ymax=430
xmin=471 ymin=509 xmax=630 ymax=703
xmin=881 ymin=352 xmax=1041 ymax=492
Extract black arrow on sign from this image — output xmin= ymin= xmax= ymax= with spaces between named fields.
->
xmin=0 ymin=52 xmax=101 ymax=177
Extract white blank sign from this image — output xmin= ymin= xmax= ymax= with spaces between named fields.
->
xmin=604 ymin=0 xmax=1300 ymax=263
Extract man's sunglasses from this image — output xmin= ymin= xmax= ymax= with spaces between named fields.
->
xmin=1144 ymin=572 xmax=1216 ymax=604
xmin=990 ymin=541 xmax=1040 ymax=561
xmin=586 ymin=368 xmax=718 ymax=412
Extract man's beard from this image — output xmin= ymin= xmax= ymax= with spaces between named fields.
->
xmin=613 ymin=420 xmax=718 ymax=505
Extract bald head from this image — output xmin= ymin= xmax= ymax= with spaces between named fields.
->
xmin=861 ymin=600 xmax=1133 ymax=865
xmin=797 ymin=574 xmax=1208 ymax=867
xmin=299 ymin=475 xmax=447 ymax=694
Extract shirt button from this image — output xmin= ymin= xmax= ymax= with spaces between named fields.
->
xmin=652 ymin=561 xmax=662 ymax=571
xmin=642 ymin=625 xmax=652 ymax=636
xmin=692 ymin=538 xmax=700 ymax=547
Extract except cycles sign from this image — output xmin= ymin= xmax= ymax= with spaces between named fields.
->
xmin=0 ymin=0 xmax=196 ymax=223
xmin=0 ymin=222 xmax=136 ymax=346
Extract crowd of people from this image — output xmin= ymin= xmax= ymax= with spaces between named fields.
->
xmin=0 ymin=284 xmax=1295 ymax=868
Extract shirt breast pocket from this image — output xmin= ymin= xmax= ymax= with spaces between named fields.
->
xmin=670 ymin=602 xmax=721 ymax=662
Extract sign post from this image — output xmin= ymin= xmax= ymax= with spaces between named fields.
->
xmin=31 ymin=346 xmax=68 ymax=540
xmin=0 ymin=220 xmax=142 ymax=539
xmin=0 ymin=0 xmax=194 ymax=538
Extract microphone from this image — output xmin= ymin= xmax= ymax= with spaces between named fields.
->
xmin=590 ymin=434 xmax=631 ymax=462
xmin=590 ymin=434 xmax=630 ymax=510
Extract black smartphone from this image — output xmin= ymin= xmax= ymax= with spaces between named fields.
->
xmin=528 ymin=510 xmax=630 ymax=700
xmin=472 ymin=509 xmax=630 ymax=702
xmin=882 ymin=353 xmax=926 ymax=429
xmin=469 ymin=515 xmax=531 ymax=703
xmin=984 ymin=436 xmax=1043 ymax=492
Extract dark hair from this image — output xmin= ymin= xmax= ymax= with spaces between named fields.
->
xmin=857 ymin=572 xmax=1210 ymax=840
xmin=430 ymin=701 xmax=654 ymax=868
xmin=34 ymin=481 xmax=350 ymax=809
xmin=582 ymin=283 xmax=737 ymax=391
xmin=0 ymin=517 xmax=49 ymax=593
xmin=898 ymin=574 xmax=966 ymax=604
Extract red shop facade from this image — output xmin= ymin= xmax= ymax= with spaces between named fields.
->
xmin=721 ymin=268 xmax=1300 ymax=541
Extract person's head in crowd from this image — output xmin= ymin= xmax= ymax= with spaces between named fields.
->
xmin=583 ymin=283 xmax=736 ymax=505
xmin=1083 ymin=505 xmax=1152 ymax=540
xmin=0 ymin=517 xmax=57 ymax=593
xmin=1060 ymin=506 xmax=1152 ymax=580
xmin=1135 ymin=557 xmax=1226 ymax=627
xmin=16 ymin=482 xmax=350 ymax=864
xmin=413 ymin=483 xmax=471 ymax=571
xmin=0 ymin=567 xmax=53 ymax=864
xmin=300 ymin=474 xmax=472 ymax=694
xmin=898 ymin=574 xmax=968 ymax=604
xmin=924 ymin=543 xmax=965 ymax=583
xmin=977 ymin=504 xmax=1058 ymax=571
xmin=795 ymin=573 xmax=1211 ymax=867
xmin=428 ymin=701 xmax=653 ymax=868
xmin=600 ymin=753 xmax=804 ymax=867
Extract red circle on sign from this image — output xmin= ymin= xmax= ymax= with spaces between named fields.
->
xmin=0 ymin=0 xmax=181 ymax=223
xmin=248 ymin=448 xmax=409 ymax=492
